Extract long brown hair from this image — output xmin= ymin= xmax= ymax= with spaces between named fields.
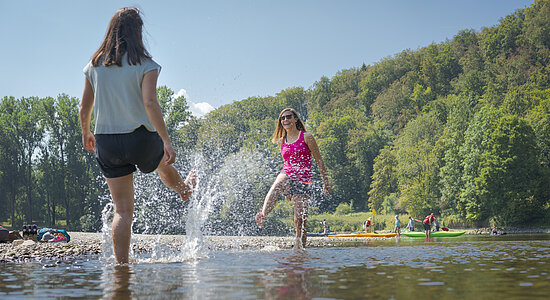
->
xmin=91 ymin=7 xmax=151 ymax=67
xmin=271 ymin=108 xmax=306 ymax=144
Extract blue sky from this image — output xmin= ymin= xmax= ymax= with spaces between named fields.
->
xmin=0 ymin=0 xmax=533 ymax=116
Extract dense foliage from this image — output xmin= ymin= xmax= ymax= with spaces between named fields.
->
xmin=1 ymin=1 xmax=550 ymax=231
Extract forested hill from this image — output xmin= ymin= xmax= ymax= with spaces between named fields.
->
xmin=188 ymin=0 xmax=550 ymax=227
xmin=1 ymin=1 xmax=549 ymax=231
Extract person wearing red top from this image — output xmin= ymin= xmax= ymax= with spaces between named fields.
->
xmin=363 ymin=218 xmax=373 ymax=233
xmin=423 ymin=213 xmax=435 ymax=238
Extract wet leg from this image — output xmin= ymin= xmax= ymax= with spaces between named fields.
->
xmin=293 ymin=195 xmax=309 ymax=248
xmin=156 ymin=154 xmax=196 ymax=202
xmin=255 ymin=173 xmax=289 ymax=227
xmin=106 ymin=174 xmax=134 ymax=264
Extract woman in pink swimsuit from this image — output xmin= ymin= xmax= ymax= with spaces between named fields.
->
xmin=255 ymin=108 xmax=331 ymax=249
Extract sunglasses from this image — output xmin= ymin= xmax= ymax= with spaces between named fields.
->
xmin=280 ymin=114 xmax=295 ymax=121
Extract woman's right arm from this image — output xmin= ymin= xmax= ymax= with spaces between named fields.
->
xmin=79 ymin=77 xmax=96 ymax=153
xmin=141 ymin=69 xmax=176 ymax=165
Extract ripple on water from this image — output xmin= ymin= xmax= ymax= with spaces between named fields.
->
xmin=418 ymin=281 xmax=445 ymax=286
xmin=519 ymin=282 xmax=534 ymax=287
xmin=1 ymin=236 xmax=550 ymax=298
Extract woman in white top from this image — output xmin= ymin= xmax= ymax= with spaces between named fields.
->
xmin=80 ymin=7 xmax=195 ymax=264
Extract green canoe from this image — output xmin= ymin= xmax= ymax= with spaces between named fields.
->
xmin=401 ymin=231 xmax=465 ymax=237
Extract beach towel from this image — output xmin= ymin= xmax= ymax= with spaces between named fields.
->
xmin=38 ymin=228 xmax=70 ymax=242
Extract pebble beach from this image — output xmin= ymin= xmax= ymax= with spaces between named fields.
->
xmin=2 ymin=228 xmax=548 ymax=263
xmin=0 ymin=232 xmax=362 ymax=263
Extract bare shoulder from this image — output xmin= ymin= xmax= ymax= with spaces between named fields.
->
xmin=303 ymin=131 xmax=315 ymax=141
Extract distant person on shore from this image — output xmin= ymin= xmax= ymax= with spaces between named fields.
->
xmin=80 ymin=7 xmax=196 ymax=264
xmin=433 ymin=217 xmax=440 ymax=232
xmin=423 ymin=213 xmax=435 ymax=238
xmin=254 ymin=108 xmax=331 ymax=249
xmin=363 ymin=218 xmax=373 ymax=233
xmin=323 ymin=219 xmax=330 ymax=235
xmin=394 ymin=215 xmax=401 ymax=236
xmin=492 ymin=226 xmax=498 ymax=235
xmin=407 ymin=216 xmax=415 ymax=231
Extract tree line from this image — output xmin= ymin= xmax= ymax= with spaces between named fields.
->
xmin=1 ymin=0 xmax=550 ymax=232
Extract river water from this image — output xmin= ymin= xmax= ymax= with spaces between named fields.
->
xmin=1 ymin=234 xmax=549 ymax=299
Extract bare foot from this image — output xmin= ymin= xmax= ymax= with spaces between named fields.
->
xmin=180 ymin=170 xmax=197 ymax=202
xmin=255 ymin=212 xmax=265 ymax=228
xmin=185 ymin=170 xmax=197 ymax=188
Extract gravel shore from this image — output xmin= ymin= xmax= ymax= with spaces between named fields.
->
xmin=0 ymin=232 xmax=365 ymax=263
xmin=2 ymin=228 xmax=548 ymax=263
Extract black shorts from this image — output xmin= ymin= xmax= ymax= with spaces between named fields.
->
xmin=287 ymin=179 xmax=312 ymax=197
xmin=423 ymin=222 xmax=431 ymax=231
xmin=94 ymin=125 xmax=164 ymax=178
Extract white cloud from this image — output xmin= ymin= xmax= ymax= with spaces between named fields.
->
xmin=175 ymin=88 xmax=189 ymax=100
xmin=174 ymin=88 xmax=215 ymax=117
xmin=189 ymin=101 xmax=215 ymax=117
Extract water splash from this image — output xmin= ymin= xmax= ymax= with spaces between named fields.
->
xmin=99 ymin=147 xmax=285 ymax=263
xmin=100 ymin=202 xmax=114 ymax=263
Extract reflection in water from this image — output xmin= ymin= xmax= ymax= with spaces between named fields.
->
xmin=1 ymin=236 xmax=550 ymax=299
xmin=260 ymin=251 xmax=326 ymax=300
xmin=107 ymin=265 xmax=133 ymax=300
xmin=101 ymin=259 xmax=203 ymax=299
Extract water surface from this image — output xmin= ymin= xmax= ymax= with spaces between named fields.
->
xmin=1 ymin=234 xmax=549 ymax=299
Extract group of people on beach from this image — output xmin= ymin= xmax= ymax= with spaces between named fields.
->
xmin=405 ymin=213 xmax=442 ymax=238
xmin=80 ymin=8 xmax=331 ymax=264
xmin=362 ymin=213 xmax=440 ymax=238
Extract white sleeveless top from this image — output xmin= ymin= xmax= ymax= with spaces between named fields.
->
xmin=83 ymin=55 xmax=161 ymax=134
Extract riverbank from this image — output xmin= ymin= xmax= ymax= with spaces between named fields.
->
xmin=0 ymin=232 xmax=363 ymax=263
xmin=464 ymin=227 xmax=550 ymax=235
xmin=2 ymin=229 xmax=549 ymax=263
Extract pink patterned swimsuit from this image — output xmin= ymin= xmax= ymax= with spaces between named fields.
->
xmin=281 ymin=131 xmax=312 ymax=183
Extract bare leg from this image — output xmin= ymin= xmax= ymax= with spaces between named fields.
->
xmin=255 ymin=173 xmax=290 ymax=227
xmin=106 ymin=174 xmax=134 ymax=264
xmin=293 ymin=195 xmax=309 ymax=248
xmin=156 ymin=154 xmax=196 ymax=202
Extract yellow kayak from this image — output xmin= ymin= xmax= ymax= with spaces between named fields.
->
xmin=328 ymin=232 xmax=397 ymax=238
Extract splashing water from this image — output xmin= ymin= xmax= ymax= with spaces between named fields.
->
xmin=100 ymin=202 xmax=114 ymax=263
xmin=100 ymin=147 xmax=287 ymax=263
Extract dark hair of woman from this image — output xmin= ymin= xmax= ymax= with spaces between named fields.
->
xmin=90 ymin=7 xmax=151 ymax=67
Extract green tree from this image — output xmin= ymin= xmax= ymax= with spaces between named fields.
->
xmin=458 ymin=106 xmax=503 ymax=223
xmin=438 ymin=96 xmax=474 ymax=215
xmin=0 ymin=97 xmax=23 ymax=226
xmin=396 ymin=112 xmax=443 ymax=217
xmin=476 ymin=115 xmax=545 ymax=225
xmin=368 ymin=146 xmax=398 ymax=212
xmin=527 ymin=89 xmax=550 ymax=166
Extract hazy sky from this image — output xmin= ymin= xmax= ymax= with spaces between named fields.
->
xmin=0 ymin=0 xmax=533 ymax=116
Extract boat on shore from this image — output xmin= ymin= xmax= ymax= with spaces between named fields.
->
xmin=307 ymin=232 xmax=329 ymax=237
xmin=328 ymin=232 xmax=397 ymax=238
xmin=402 ymin=231 xmax=465 ymax=237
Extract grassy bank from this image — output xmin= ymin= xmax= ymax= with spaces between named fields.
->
xmin=279 ymin=212 xmax=550 ymax=234
xmin=279 ymin=212 xmax=405 ymax=233
xmin=1 ymin=220 xmax=68 ymax=231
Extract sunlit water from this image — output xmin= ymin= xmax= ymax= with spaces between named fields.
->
xmin=1 ymin=234 xmax=549 ymax=299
